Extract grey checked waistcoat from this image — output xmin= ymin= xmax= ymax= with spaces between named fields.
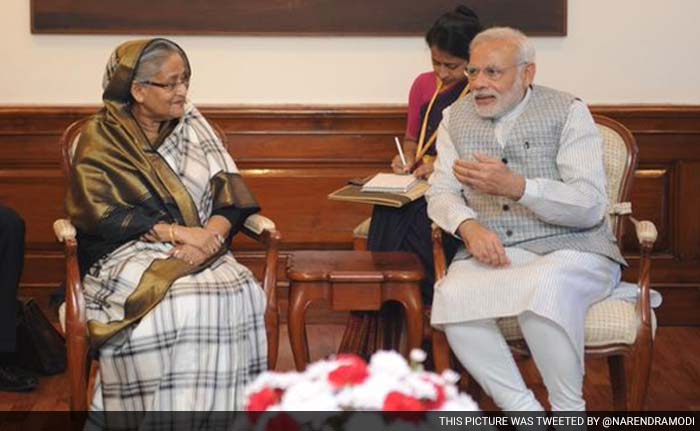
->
xmin=447 ymin=85 xmax=625 ymax=265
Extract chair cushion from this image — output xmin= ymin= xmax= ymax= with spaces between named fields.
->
xmin=497 ymin=299 xmax=657 ymax=347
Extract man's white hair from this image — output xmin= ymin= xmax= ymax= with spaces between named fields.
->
xmin=469 ymin=27 xmax=536 ymax=64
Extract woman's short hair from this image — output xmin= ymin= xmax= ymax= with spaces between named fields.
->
xmin=425 ymin=5 xmax=482 ymax=60
xmin=470 ymin=27 xmax=536 ymax=65
xmin=133 ymin=39 xmax=190 ymax=83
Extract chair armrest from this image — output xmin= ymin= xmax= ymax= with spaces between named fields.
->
xmin=627 ymin=217 xmax=657 ymax=330
xmin=431 ymin=223 xmax=448 ymax=283
xmin=52 ymin=219 xmax=88 ymax=335
xmin=52 ymin=218 xmax=91 ymax=409
xmin=53 ymin=218 xmax=77 ymax=242
xmin=631 ymin=218 xmax=658 ymax=247
xmin=239 ymin=213 xmax=280 ymax=370
xmin=242 ymin=214 xmax=276 ymax=237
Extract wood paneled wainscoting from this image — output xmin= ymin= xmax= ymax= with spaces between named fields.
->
xmin=1 ymin=105 xmax=699 ymax=325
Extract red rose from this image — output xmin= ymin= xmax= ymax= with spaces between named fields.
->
xmin=247 ymin=387 xmax=282 ymax=411
xmin=246 ymin=388 xmax=282 ymax=423
xmin=383 ymin=391 xmax=426 ymax=423
xmin=336 ymin=353 xmax=367 ymax=368
xmin=328 ymin=362 xmax=369 ymax=388
xmin=266 ymin=413 xmax=300 ymax=431
xmin=382 ymin=391 xmax=426 ymax=411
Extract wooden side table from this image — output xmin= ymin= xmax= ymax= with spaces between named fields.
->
xmin=286 ymin=250 xmax=424 ymax=371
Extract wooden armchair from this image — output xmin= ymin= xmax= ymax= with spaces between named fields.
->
xmin=52 ymin=118 xmax=281 ymax=411
xmin=430 ymin=115 xmax=658 ymax=411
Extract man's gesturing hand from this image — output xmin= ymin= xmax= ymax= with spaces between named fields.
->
xmin=453 ymin=153 xmax=525 ymax=200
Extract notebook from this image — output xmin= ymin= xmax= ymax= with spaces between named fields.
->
xmin=328 ymin=181 xmax=429 ymax=208
xmin=360 ymin=173 xmax=418 ymax=193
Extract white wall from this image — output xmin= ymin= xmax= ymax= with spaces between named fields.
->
xmin=2 ymin=0 xmax=698 ymax=105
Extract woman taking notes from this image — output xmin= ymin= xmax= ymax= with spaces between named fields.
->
xmin=368 ymin=5 xmax=482 ymax=305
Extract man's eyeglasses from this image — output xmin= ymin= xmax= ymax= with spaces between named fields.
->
xmin=464 ymin=62 xmax=529 ymax=81
xmin=137 ymin=78 xmax=190 ymax=92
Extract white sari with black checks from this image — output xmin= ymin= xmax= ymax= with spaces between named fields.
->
xmin=83 ymin=104 xmax=267 ymax=411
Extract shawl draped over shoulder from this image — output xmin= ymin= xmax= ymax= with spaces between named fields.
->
xmin=66 ymin=38 xmax=259 ymax=275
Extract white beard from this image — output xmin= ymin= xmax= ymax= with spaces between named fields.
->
xmin=474 ymin=74 xmax=525 ymax=119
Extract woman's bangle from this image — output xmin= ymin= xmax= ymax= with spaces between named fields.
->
xmin=169 ymin=223 xmax=177 ymax=244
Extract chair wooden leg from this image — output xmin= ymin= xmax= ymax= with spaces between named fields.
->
xmin=266 ymin=310 xmax=279 ymax=370
xmin=432 ymin=330 xmax=452 ymax=373
xmin=67 ymin=334 xmax=89 ymax=411
xmin=607 ymin=355 xmax=627 ymax=411
xmin=628 ymin=341 xmax=653 ymax=411
xmin=353 ymin=237 xmax=367 ymax=251
xmin=288 ymin=286 xmax=311 ymax=371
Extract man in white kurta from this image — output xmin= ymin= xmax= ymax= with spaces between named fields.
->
xmin=426 ymin=27 xmax=626 ymax=411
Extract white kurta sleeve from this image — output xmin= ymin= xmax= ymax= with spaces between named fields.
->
xmin=518 ymin=100 xmax=608 ymax=228
xmin=426 ymin=107 xmax=478 ymax=235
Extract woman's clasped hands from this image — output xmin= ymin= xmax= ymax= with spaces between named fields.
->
xmin=142 ymin=222 xmax=225 ymax=266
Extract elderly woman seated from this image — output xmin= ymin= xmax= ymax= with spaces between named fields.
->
xmin=65 ymin=38 xmax=267 ymax=411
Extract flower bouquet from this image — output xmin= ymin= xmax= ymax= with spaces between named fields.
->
xmin=244 ymin=349 xmax=479 ymax=431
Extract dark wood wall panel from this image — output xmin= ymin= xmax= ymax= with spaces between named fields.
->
xmin=31 ymin=0 xmax=566 ymax=36
xmin=0 ymin=105 xmax=698 ymax=325
xmin=229 ymin=134 xmax=395 ymax=163
xmin=678 ymin=163 xmax=700 ymax=261
xmin=0 ymin=172 xmax=65 ymax=249
xmin=621 ymin=168 xmax=671 ymax=254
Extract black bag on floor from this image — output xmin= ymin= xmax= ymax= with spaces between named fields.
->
xmin=15 ymin=298 xmax=67 ymax=375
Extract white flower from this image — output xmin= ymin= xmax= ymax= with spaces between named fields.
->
xmin=402 ymin=374 xmax=437 ymax=400
xmin=279 ymin=380 xmax=340 ymax=411
xmin=440 ymin=369 xmax=461 ymax=385
xmin=409 ymin=348 xmax=427 ymax=364
xmin=444 ymin=383 xmax=459 ymax=400
xmin=369 ymin=350 xmax=411 ymax=379
xmin=335 ymin=373 xmax=395 ymax=410
xmin=303 ymin=357 xmax=344 ymax=380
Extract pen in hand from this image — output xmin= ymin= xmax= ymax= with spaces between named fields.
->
xmin=394 ymin=136 xmax=408 ymax=170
